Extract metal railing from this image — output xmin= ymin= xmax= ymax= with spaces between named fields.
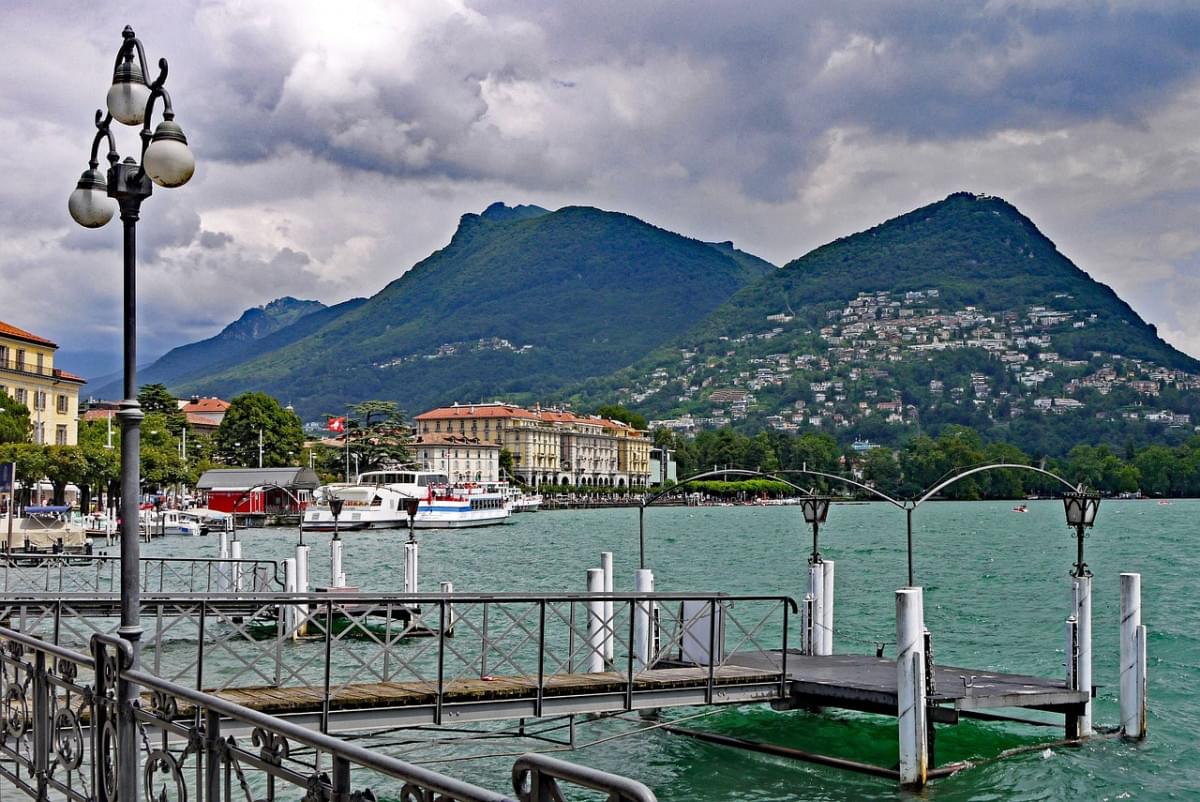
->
xmin=0 ymin=591 xmax=795 ymax=728
xmin=0 ymin=624 xmax=656 ymax=802
xmin=0 ymin=555 xmax=284 ymax=594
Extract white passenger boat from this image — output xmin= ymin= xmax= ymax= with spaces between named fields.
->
xmin=302 ymin=469 xmax=511 ymax=531
xmin=144 ymin=509 xmax=202 ymax=537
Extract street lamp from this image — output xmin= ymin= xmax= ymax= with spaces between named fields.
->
xmin=799 ymin=493 xmax=832 ymax=564
xmin=1063 ymin=488 xmax=1101 ymax=577
xmin=68 ymin=26 xmax=194 ymax=666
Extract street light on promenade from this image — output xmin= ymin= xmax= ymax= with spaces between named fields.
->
xmin=68 ymin=26 xmax=195 ymax=665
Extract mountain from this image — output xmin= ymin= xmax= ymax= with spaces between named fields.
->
xmin=570 ymin=193 xmax=1200 ymax=456
xmin=170 ymin=204 xmax=776 ymax=417
xmin=94 ymin=297 xmax=356 ymax=399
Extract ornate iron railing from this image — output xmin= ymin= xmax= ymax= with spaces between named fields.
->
xmin=0 ymin=624 xmax=657 ymax=802
xmin=0 ymin=555 xmax=283 ymax=594
xmin=0 ymin=592 xmax=794 ymax=729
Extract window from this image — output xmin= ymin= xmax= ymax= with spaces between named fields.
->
xmin=56 ymin=394 xmax=68 ymax=414
xmin=55 ymin=425 xmax=67 ymax=445
xmin=0 ymin=346 xmax=7 ymax=366
xmin=15 ymin=349 xmax=25 ymax=371
xmin=14 ymin=388 xmax=26 ymax=404
xmin=34 ymin=391 xmax=46 ymax=410
xmin=36 ymin=353 xmax=44 ymax=374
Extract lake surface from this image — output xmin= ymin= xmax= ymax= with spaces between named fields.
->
xmin=136 ymin=499 xmax=1199 ymax=800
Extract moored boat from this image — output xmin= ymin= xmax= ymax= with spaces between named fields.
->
xmin=302 ymin=469 xmax=511 ymax=531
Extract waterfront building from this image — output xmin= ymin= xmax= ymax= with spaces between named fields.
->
xmin=179 ymin=396 xmax=230 ymax=434
xmin=195 ymin=467 xmax=320 ymax=517
xmin=412 ymin=432 xmax=500 ymax=484
xmin=0 ymin=321 xmax=86 ymax=445
xmin=414 ymin=402 xmax=652 ymax=488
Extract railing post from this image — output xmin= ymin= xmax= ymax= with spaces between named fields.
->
xmin=537 ymin=600 xmax=546 ymax=718
xmin=587 ymin=569 xmax=605 ymax=673
xmin=481 ymin=602 xmax=490 ymax=678
xmin=436 ymin=600 xmax=446 ymax=725
xmin=322 ymin=600 xmax=333 ymax=734
xmin=332 ymin=755 xmax=351 ymax=802
xmin=33 ymin=649 xmax=49 ymax=801
xmin=705 ymin=599 xmax=717 ymax=704
xmin=780 ymin=600 xmax=790 ymax=700
xmin=204 ymin=709 xmax=221 ymax=802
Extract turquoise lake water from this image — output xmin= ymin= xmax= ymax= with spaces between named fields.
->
xmin=135 ymin=500 xmax=1199 ymax=800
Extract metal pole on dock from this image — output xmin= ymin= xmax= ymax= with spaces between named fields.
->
xmin=1120 ymin=572 xmax=1147 ymax=740
xmin=296 ymin=543 xmax=310 ymax=636
xmin=330 ymin=538 xmax=345 ymax=588
xmin=440 ymin=581 xmax=456 ymax=636
xmin=1072 ymin=573 xmax=1093 ymax=736
xmin=283 ymin=557 xmax=298 ymax=638
xmin=806 ymin=562 xmax=824 ymax=655
xmin=896 ymin=587 xmax=928 ymax=789
xmin=217 ymin=529 xmax=230 ymax=592
xmin=634 ymin=568 xmax=654 ymax=670
xmin=587 ymin=568 xmax=605 ymax=673
xmin=405 ymin=539 xmax=419 ymax=594
xmin=601 ymin=551 xmax=614 ymax=662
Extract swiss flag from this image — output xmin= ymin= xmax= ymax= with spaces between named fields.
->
xmin=327 ymin=417 xmax=345 ymax=433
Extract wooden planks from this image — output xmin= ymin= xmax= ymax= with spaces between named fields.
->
xmin=151 ymin=664 xmax=779 ymax=719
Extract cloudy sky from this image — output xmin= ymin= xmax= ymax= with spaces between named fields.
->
xmin=6 ymin=0 xmax=1200 ymax=377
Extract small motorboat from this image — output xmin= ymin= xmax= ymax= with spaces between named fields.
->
xmin=1012 ymin=504 xmax=1029 ymax=513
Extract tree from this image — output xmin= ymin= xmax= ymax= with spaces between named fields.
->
xmin=499 ymin=448 xmax=515 ymax=479
xmin=346 ymin=400 xmax=411 ymax=472
xmin=863 ymin=447 xmax=902 ymax=494
xmin=77 ymin=419 xmax=119 ymax=512
xmin=215 ymin=393 xmax=304 ymax=467
xmin=44 ymin=446 xmax=86 ymax=506
xmin=596 ymin=404 xmax=648 ymax=430
xmin=138 ymin=383 xmax=186 ymax=436
xmin=141 ymin=413 xmax=189 ymax=491
xmin=0 ymin=443 xmax=48 ymax=507
xmin=0 ymin=392 xmax=30 ymax=444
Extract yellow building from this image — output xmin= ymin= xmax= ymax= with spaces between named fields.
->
xmin=414 ymin=402 xmax=652 ymax=488
xmin=0 ymin=321 xmax=86 ymax=445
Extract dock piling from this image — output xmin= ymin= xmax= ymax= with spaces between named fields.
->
xmin=821 ymin=560 xmax=835 ymax=655
xmin=330 ymin=538 xmax=345 ymax=588
xmin=229 ymin=540 xmax=242 ymax=592
xmin=283 ymin=557 xmax=297 ymax=638
xmin=440 ymin=581 xmax=456 ymax=636
xmin=1071 ymin=575 xmax=1093 ymax=736
xmin=404 ymin=540 xmax=419 ymax=594
xmin=1120 ymin=572 xmax=1147 ymax=740
xmin=896 ymin=587 xmax=928 ymax=789
xmin=633 ymin=569 xmax=654 ymax=669
xmin=601 ymin=552 xmax=614 ymax=662
xmin=296 ymin=544 xmax=310 ymax=636
xmin=587 ymin=568 xmax=605 ymax=673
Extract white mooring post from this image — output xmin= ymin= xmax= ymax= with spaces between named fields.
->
xmin=217 ymin=530 xmax=230 ymax=592
xmin=896 ymin=587 xmax=928 ymax=789
xmin=295 ymin=544 xmax=310 ymax=636
xmin=404 ymin=540 xmax=419 ymax=594
xmin=1120 ymin=572 xmax=1147 ymax=739
xmin=283 ymin=557 xmax=298 ymax=638
xmin=1072 ymin=574 xmax=1093 ymax=736
xmin=601 ymin=551 xmax=614 ymax=662
xmin=633 ymin=568 xmax=654 ymax=670
xmin=229 ymin=539 xmax=242 ymax=592
xmin=805 ymin=561 xmax=825 ymax=655
xmin=440 ymin=581 xmax=456 ymax=636
xmin=587 ymin=568 xmax=605 ymax=673
xmin=821 ymin=560 xmax=835 ymax=656
xmin=330 ymin=539 xmax=345 ymax=588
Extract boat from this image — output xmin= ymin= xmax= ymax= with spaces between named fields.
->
xmin=1012 ymin=504 xmax=1028 ymax=513
xmin=178 ymin=508 xmax=233 ymax=535
xmin=302 ymin=469 xmax=511 ymax=531
xmin=83 ymin=510 xmax=119 ymax=539
xmin=144 ymin=509 xmax=202 ymax=537
xmin=2 ymin=506 xmax=90 ymax=553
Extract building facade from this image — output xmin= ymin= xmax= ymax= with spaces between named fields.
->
xmin=414 ymin=402 xmax=653 ymax=488
xmin=0 ymin=321 xmax=86 ymax=445
xmin=413 ymin=433 xmax=501 ymax=484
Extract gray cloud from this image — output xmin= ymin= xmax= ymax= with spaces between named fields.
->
xmin=5 ymin=0 xmax=1200 ymax=370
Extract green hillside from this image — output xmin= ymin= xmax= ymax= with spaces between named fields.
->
xmin=174 ymin=204 xmax=775 ymax=417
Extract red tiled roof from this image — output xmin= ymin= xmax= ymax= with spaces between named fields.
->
xmin=0 ymin=321 xmax=57 ymax=348
xmin=82 ymin=409 xmax=114 ymax=422
xmin=185 ymin=412 xmax=220 ymax=428
xmin=181 ymin=397 xmax=230 ymax=413
xmin=52 ymin=368 xmax=86 ymax=384
xmin=415 ymin=404 xmax=537 ymax=421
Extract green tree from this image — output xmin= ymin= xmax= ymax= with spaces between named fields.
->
xmin=863 ymin=447 xmax=902 ymax=494
xmin=44 ymin=445 xmax=86 ymax=506
xmin=77 ymin=419 xmax=119 ymax=512
xmin=595 ymin=404 xmax=648 ymax=430
xmin=137 ymin=383 xmax=186 ymax=436
xmin=0 ymin=443 xmax=48 ymax=506
xmin=499 ymin=448 xmax=515 ymax=480
xmin=141 ymin=413 xmax=188 ymax=491
xmin=0 ymin=392 xmax=30 ymax=444
xmin=345 ymin=401 xmax=411 ymax=471
xmin=1134 ymin=445 xmax=1177 ymax=497
xmin=215 ymin=392 xmax=304 ymax=468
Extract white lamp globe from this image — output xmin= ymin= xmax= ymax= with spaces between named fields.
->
xmin=106 ymin=60 xmax=151 ymax=126
xmin=143 ymin=119 xmax=195 ymax=188
xmin=67 ymin=167 xmax=115 ymax=228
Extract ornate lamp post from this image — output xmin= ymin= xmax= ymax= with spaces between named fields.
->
xmin=799 ymin=493 xmax=831 ymax=565
xmin=1063 ymin=488 xmax=1101 ymax=577
xmin=68 ymin=26 xmax=195 ymax=663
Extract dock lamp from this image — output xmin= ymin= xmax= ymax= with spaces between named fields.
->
xmin=800 ymin=493 xmax=832 ymax=564
xmin=1063 ymin=489 xmax=1101 ymax=577
xmin=403 ymin=497 xmax=420 ymax=542
xmin=68 ymin=26 xmax=194 ymax=667
xmin=329 ymin=496 xmax=345 ymax=542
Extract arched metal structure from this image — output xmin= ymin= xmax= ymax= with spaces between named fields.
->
xmin=639 ymin=462 xmax=1088 ymax=585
